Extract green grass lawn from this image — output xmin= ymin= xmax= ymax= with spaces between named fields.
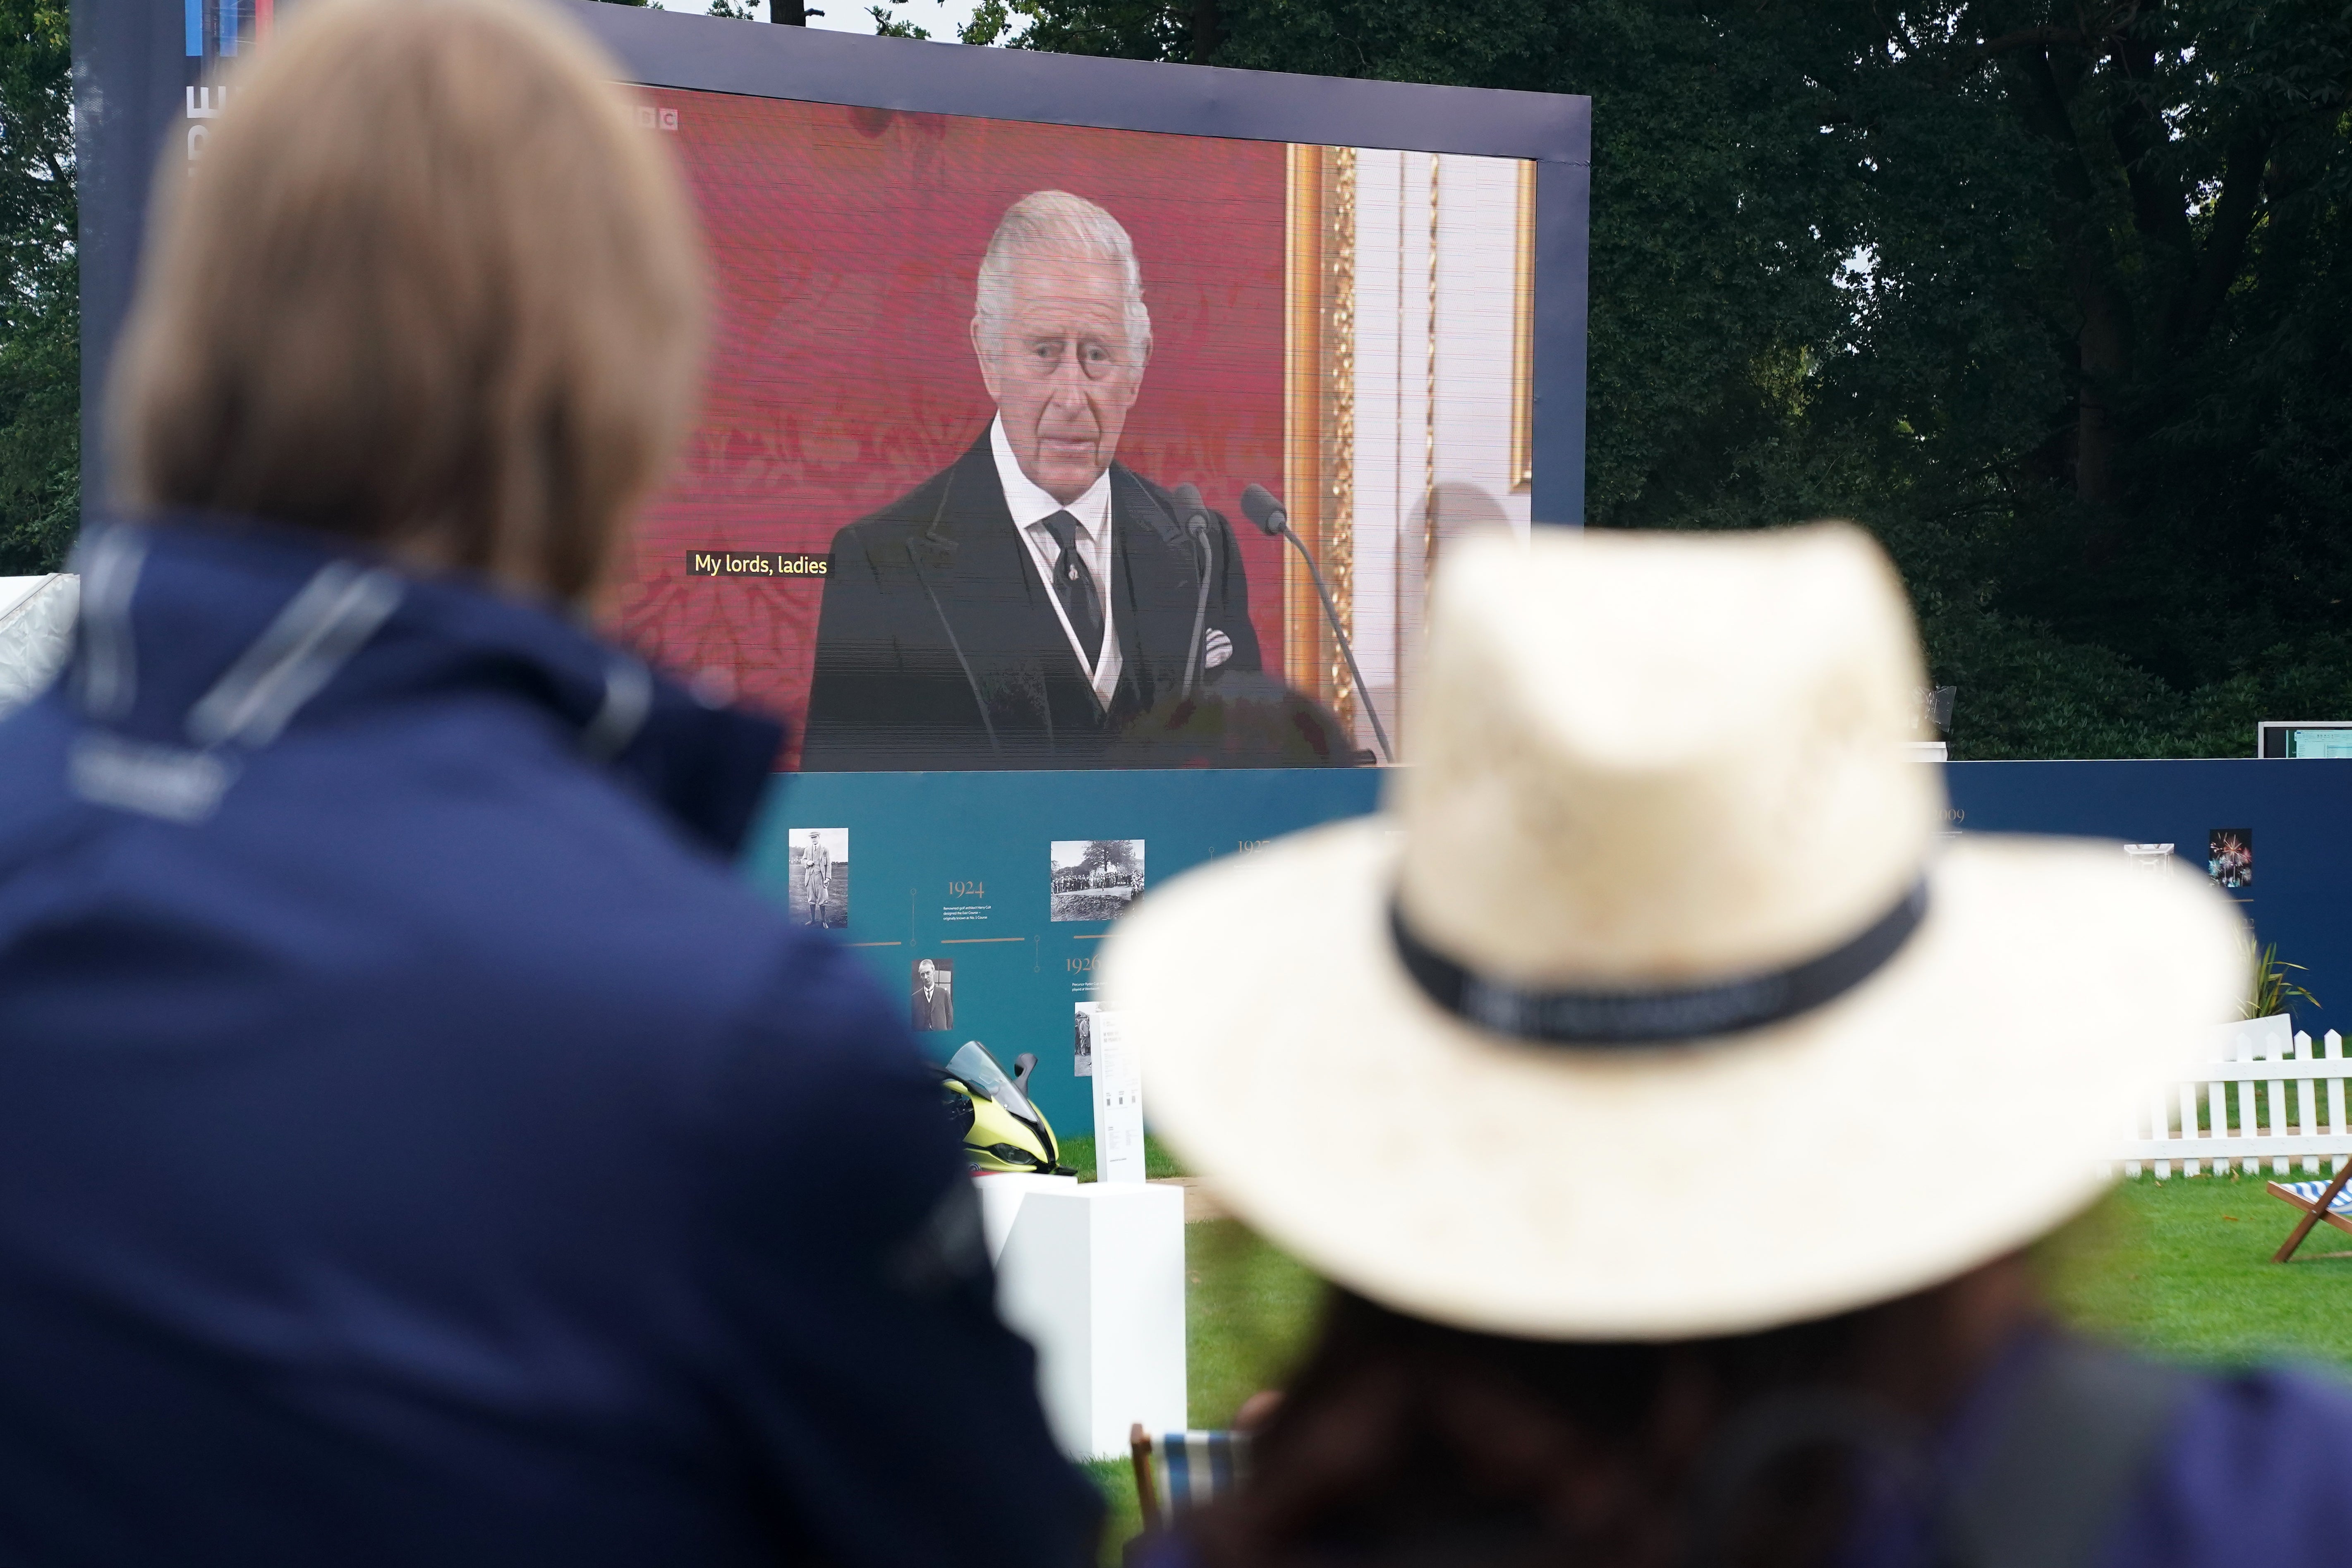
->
xmin=1075 ymin=1167 xmax=2352 ymax=1562
xmin=2042 ymin=1166 xmax=2352 ymax=1369
xmin=1051 ymin=1132 xmax=1187 ymax=1183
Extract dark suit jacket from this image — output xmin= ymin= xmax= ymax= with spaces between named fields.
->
xmin=912 ymin=984 xmax=953 ymax=1032
xmin=802 ymin=434 xmax=1263 ymax=771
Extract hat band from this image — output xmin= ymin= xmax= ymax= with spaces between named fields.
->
xmin=1389 ymin=879 xmax=1929 ymax=1046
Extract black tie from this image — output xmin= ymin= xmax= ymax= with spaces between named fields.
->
xmin=1039 ymin=510 xmax=1104 ymax=674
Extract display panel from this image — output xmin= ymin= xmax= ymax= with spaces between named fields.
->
xmin=614 ymin=91 xmax=1536 ymax=769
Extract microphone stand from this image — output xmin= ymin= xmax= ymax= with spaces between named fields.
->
xmin=1241 ymin=484 xmax=1392 ymax=763
xmin=1172 ymin=484 xmax=1215 ymax=701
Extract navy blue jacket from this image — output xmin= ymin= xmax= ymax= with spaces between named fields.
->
xmin=0 ymin=518 xmax=1099 ymax=1566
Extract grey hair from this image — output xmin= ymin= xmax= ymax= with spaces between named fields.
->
xmin=973 ymin=191 xmax=1152 ymax=357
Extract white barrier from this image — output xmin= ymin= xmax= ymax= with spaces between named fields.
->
xmin=0 ymin=573 xmax=76 ymax=720
xmin=2115 ymin=1016 xmax=2352 ymax=1179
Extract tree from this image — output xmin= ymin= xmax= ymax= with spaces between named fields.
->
xmin=0 ymin=0 xmax=75 ymax=575
xmin=1956 ymin=2 xmax=2338 ymax=508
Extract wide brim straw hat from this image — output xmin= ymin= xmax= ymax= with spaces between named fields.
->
xmin=1101 ymin=524 xmax=2244 ymax=1341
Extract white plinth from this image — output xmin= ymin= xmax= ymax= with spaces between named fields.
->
xmin=974 ymin=1172 xmax=1078 ymax=1262
xmin=989 ymin=1181 xmax=1186 ymax=1460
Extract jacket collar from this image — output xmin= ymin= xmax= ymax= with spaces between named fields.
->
xmin=901 ymin=434 xmax=1199 ymax=720
xmin=63 ymin=514 xmax=784 ymax=855
xmin=987 ymin=416 xmax=1114 ymax=540
xmin=907 ymin=433 xmax=1018 ymax=577
xmin=911 ymin=432 xmax=1187 ymax=568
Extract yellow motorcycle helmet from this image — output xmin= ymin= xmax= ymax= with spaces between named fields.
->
xmin=942 ymin=1041 xmax=1073 ymax=1175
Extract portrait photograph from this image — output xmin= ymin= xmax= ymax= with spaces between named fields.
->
xmin=1073 ymin=1001 xmax=1099 ymax=1078
xmin=1050 ymin=839 xmax=1145 ymax=922
xmin=608 ymin=91 xmax=1539 ymax=771
xmin=910 ymin=957 xmax=956 ymax=1032
xmin=785 ymin=826 xmax=849 ymax=928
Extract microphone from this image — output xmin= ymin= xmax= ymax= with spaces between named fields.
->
xmin=1238 ymin=484 xmax=1393 ymax=763
xmin=1171 ymin=484 xmax=1216 ymax=700
xmin=1238 ymin=484 xmax=1287 ymax=538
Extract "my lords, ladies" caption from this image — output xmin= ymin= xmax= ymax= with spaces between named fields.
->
xmin=687 ymin=551 xmax=829 ymax=578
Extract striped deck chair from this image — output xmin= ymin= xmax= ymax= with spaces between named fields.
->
xmin=1129 ymin=1424 xmax=1248 ymax=1533
xmin=2268 ymin=1163 xmax=2352 ymax=1262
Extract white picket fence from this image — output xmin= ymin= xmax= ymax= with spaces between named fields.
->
xmin=2116 ymin=1015 xmax=2352 ymax=1179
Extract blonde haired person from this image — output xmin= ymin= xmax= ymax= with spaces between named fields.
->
xmin=1106 ymin=526 xmax=2352 ymax=1568
xmin=0 ymin=2 xmax=1094 ymax=1563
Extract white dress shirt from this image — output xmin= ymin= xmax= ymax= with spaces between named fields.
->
xmin=991 ymin=416 xmax=1122 ymax=708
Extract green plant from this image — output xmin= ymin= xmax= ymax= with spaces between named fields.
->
xmin=2246 ymin=941 xmax=2321 ymax=1022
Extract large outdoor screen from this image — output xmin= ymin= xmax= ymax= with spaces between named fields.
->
xmin=613 ymin=90 xmax=1539 ymax=771
xmin=80 ymin=7 xmax=1583 ymax=778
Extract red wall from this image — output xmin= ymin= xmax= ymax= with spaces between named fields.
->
xmin=611 ymin=89 xmax=1290 ymax=764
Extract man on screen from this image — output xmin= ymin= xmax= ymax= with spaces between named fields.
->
xmin=802 ymin=191 xmax=1262 ymax=770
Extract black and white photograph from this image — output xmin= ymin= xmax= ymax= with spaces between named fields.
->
xmin=910 ymin=958 xmax=955 ymax=1032
xmin=1074 ymin=1002 xmax=1100 ymax=1078
xmin=786 ymin=827 xmax=848 ymax=929
xmin=2209 ymin=828 xmax=2254 ymax=890
xmin=1050 ymin=839 xmax=1146 ymax=922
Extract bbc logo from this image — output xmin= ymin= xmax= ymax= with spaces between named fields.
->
xmin=635 ymin=105 xmax=679 ymax=133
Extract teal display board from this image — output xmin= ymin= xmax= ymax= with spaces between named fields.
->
xmin=742 ymin=768 xmax=1385 ymax=1132
xmin=1946 ymin=759 xmax=2352 ymax=1042
xmin=742 ymin=757 xmax=2352 ymax=1145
